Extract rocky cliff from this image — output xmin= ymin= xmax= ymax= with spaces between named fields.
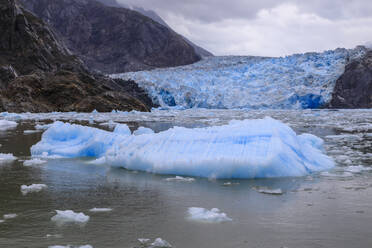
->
xmin=20 ymin=0 xmax=201 ymax=74
xmin=0 ymin=0 xmax=154 ymax=112
xmin=330 ymin=50 xmax=372 ymax=108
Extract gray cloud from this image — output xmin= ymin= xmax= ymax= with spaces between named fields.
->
xmin=117 ymin=0 xmax=372 ymax=56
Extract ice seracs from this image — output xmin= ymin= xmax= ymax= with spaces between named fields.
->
xmin=187 ymin=207 xmax=232 ymax=223
xmin=21 ymin=184 xmax=47 ymax=195
xmin=51 ymin=210 xmax=89 ymax=224
xmin=31 ymin=118 xmax=334 ymax=179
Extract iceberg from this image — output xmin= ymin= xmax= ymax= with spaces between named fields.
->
xmin=31 ymin=118 xmax=334 ymax=179
xmin=112 ymin=47 xmax=367 ymax=109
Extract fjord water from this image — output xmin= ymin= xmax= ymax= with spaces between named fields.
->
xmin=0 ymin=109 xmax=371 ymax=248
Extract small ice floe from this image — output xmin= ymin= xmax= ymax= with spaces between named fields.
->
xmin=46 ymin=234 xmax=63 ymax=238
xmin=87 ymin=157 xmax=106 ymax=165
xmin=222 ymin=182 xmax=240 ymax=187
xmin=99 ymin=120 xmax=118 ymax=129
xmin=187 ymin=207 xmax=232 ymax=223
xmin=51 ymin=210 xmax=89 ymax=224
xmin=3 ymin=213 xmax=17 ymax=219
xmin=0 ymin=153 xmax=17 ymax=164
xmin=138 ymin=238 xmax=150 ymax=245
xmin=165 ymin=176 xmax=195 ymax=182
xmin=133 ymin=127 xmax=154 ymax=135
xmin=344 ymin=166 xmax=372 ymax=173
xmin=150 ymin=238 xmax=172 ymax=248
xmin=35 ymin=123 xmax=53 ymax=130
xmin=23 ymin=130 xmax=42 ymax=134
xmin=0 ymin=219 xmax=4 ymax=223
xmin=21 ymin=184 xmax=47 ymax=195
xmin=23 ymin=158 xmax=47 ymax=166
xmin=89 ymin=208 xmax=112 ymax=213
xmin=253 ymin=187 xmax=283 ymax=195
xmin=0 ymin=120 xmax=18 ymax=131
xmin=48 ymin=245 xmax=92 ymax=248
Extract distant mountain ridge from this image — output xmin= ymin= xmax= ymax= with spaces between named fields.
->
xmin=96 ymin=0 xmax=213 ymax=58
xmin=0 ymin=0 xmax=154 ymax=112
xmin=20 ymin=0 xmax=202 ymax=74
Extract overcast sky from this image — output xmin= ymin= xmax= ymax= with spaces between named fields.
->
xmin=117 ymin=0 xmax=372 ymax=56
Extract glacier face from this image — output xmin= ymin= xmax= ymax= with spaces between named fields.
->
xmin=31 ymin=119 xmax=334 ymax=179
xmin=112 ymin=47 xmax=367 ymax=109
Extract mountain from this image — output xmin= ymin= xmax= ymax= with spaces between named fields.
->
xmin=112 ymin=47 xmax=370 ymax=109
xmin=0 ymin=0 xmax=154 ymax=112
xmin=101 ymin=0 xmax=214 ymax=58
xmin=20 ymin=0 xmax=201 ymax=74
xmin=329 ymin=50 xmax=372 ymax=108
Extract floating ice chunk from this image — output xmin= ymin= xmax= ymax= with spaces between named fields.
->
xmin=165 ymin=176 xmax=195 ymax=182
xmin=113 ymin=124 xmax=131 ymax=135
xmin=32 ymin=118 xmax=335 ymax=179
xmin=187 ymin=207 xmax=232 ymax=223
xmin=0 ymin=220 xmax=4 ymax=223
xmin=138 ymin=238 xmax=151 ymax=245
xmin=24 ymin=130 xmax=42 ymax=134
xmin=46 ymin=234 xmax=63 ymax=238
xmin=51 ymin=210 xmax=89 ymax=224
xmin=150 ymin=238 xmax=172 ymax=248
xmin=133 ymin=127 xmax=154 ymax=135
xmin=3 ymin=214 xmax=17 ymax=219
xmin=253 ymin=187 xmax=283 ymax=195
xmin=23 ymin=158 xmax=47 ymax=166
xmin=21 ymin=184 xmax=47 ymax=195
xmin=0 ymin=120 xmax=18 ymax=131
xmin=0 ymin=153 xmax=17 ymax=164
xmin=89 ymin=208 xmax=112 ymax=212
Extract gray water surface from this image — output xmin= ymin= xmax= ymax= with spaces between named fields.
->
xmin=0 ymin=110 xmax=371 ymax=248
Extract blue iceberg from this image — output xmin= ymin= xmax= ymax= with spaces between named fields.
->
xmin=31 ymin=118 xmax=334 ymax=179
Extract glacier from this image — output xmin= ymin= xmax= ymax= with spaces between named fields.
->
xmin=31 ymin=119 xmax=334 ymax=179
xmin=112 ymin=46 xmax=367 ymax=109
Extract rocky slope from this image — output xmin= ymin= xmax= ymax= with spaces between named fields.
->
xmin=0 ymin=0 xmax=154 ymax=113
xmin=329 ymin=50 xmax=372 ymax=108
xmin=20 ymin=0 xmax=201 ymax=74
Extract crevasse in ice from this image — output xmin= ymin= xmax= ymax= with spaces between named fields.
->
xmin=111 ymin=47 xmax=367 ymax=109
xmin=31 ymin=119 xmax=334 ymax=179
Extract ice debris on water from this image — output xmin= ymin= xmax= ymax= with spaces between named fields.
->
xmin=31 ymin=118 xmax=334 ymax=179
xmin=23 ymin=129 xmax=42 ymax=134
xmin=21 ymin=184 xmax=47 ymax=195
xmin=0 ymin=153 xmax=17 ymax=164
xmin=51 ymin=210 xmax=89 ymax=224
xmin=23 ymin=158 xmax=47 ymax=166
xmin=89 ymin=208 xmax=112 ymax=212
xmin=112 ymin=47 xmax=367 ymax=109
xmin=133 ymin=127 xmax=154 ymax=135
xmin=150 ymin=238 xmax=172 ymax=248
xmin=3 ymin=213 xmax=17 ymax=219
xmin=165 ymin=176 xmax=195 ymax=182
xmin=0 ymin=119 xmax=18 ymax=131
xmin=187 ymin=207 xmax=232 ymax=223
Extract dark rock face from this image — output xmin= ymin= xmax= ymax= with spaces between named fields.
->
xmin=0 ymin=0 xmax=155 ymax=113
xmin=99 ymin=0 xmax=213 ymax=58
xmin=20 ymin=0 xmax=201 ymax=74
xmin=330 ymin=50 xmax=372 ymax=109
